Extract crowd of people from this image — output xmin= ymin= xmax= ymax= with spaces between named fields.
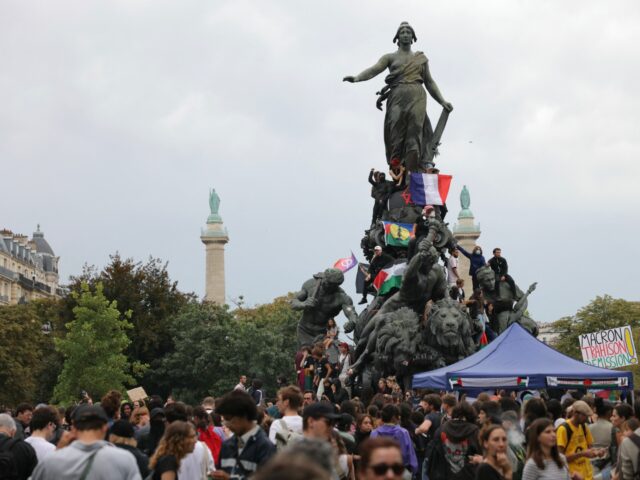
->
xmin=2 ymin=384 xmax=640 ymax=480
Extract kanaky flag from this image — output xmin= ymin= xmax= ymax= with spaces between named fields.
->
xmin=409 ymin=173 xmax=452 ymax=206
xmin=333 ymin=252 xmax=357 ymax=273
xmin=382 ymin=221 xmax=415 ymax=247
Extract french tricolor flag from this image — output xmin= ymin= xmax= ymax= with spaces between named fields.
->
xmin=409 ymin=173 xmax=452 ymax=206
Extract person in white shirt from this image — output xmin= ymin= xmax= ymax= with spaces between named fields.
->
xmin=269 ymin=386 xmax=304 ymax=445
xmin=178 ymin=440 xmax=215 ymax=479
xmin=447 ymin=248 xmax=460 ymax=286
xmin=234 ymin=375 xmax=248 ymax=391
xmin=25 ymin=406 xmax=57 ymax=462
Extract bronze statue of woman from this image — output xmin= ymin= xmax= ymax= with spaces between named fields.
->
xmin=344 ymin=22 xmax=453 ymax=172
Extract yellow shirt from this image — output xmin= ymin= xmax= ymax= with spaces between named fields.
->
xmin=557 ymin=420 xmax=593 ymax=480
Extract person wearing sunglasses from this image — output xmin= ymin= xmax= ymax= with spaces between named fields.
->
xmin=358 ymin=437 xmax=406 ymax=479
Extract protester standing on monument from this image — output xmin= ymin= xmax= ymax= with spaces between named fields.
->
xmin=446 ymin=248 xmax=460 ymax=286
xmin=457 ymin=245 xmax=487 ymax=290
xmin=488 ymin=248 xmax=516 ymax=296
xmin=360 ymin=246 xmax=394 ymax=305
xmin=369 ymin=168 xmax=392 ymax=226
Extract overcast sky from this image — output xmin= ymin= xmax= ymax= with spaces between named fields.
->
xmin=2 ymin=0 xmax=639 ymax=324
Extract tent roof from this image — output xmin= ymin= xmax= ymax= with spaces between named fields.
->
xmin=413 ymin=323 xmax=633 ymax=390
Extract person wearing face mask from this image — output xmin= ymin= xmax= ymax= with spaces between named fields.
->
xmin=457 ymin=244 xmax=487 ymax=291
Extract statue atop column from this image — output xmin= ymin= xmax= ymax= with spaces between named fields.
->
xmin=207 ymin=188 xmax=222 ymax=224
xmin=343 ymin=21 xmax=453 ymax=172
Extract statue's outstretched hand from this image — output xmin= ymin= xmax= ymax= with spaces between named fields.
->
xmin=527 ymin=282 xmax=538 ymax=294
xmin=442 ymin=101 xmax=453 ymax=112
xmin=343 ymin=76 xmax=356 ymax=83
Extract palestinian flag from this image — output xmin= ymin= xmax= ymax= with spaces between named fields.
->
xmin=373 ymin=261 xmax=406 ymax=295
xmin=382 ymin=221 xmax=415 ymax=247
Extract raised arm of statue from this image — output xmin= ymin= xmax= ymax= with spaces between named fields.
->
xmin=422 ymin=62 xmax=453 ymax=112
xmin=512 ymin=282 xmax=537 ymax=317
xmin=291 ymin=287 xmax=311 ymax=311
xmin=343 ymin=54 xmax=391 ymax=83
xmin=342 ymin=300 xmax=358 ymax=324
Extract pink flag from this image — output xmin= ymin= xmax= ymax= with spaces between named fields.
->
xmin=333 ymin=252 xmax=357 ymax=273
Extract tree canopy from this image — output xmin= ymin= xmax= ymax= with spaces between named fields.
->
xmin=66 ymin=254 xmax=193 ymax=393
xmin=156 ymin=296 xmax=300 ymax=404
xmin=53 ymin=283 xmax=143 ymax=404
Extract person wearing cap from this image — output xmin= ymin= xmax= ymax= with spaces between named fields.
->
xmin=302 ymin=403 xmax=342 ymax=441
xmin=299 ymin=402 xmax=346 ymax=479
xmin=360 ymin=246 xmax=394 ymax=304
xmin=557 ymin=400 xmax=605 ymax=480
xmin=31 ymin=405 xmax=141 ymax=480
xmin=214 ymin=390 xmax=275 ymax=480
xmin=109 ymin=420 xmax=150 ymax=478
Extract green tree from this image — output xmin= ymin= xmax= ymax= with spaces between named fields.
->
xmin=552 ymin=295 xmax=640 ymax=383
xmin=66 ymin=254 xmax=193 ymax=394
xmin=53 ymin=283 xmax=143 ymax=403
xmin=0 ymin=303 xmax=53 ymax=406
xmin=157 ymin=296 xmax=300 ymax=404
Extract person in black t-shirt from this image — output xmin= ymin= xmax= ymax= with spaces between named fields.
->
xmin=476 ymin=425 xmax=513 ymax=480
xmin=149 ymin=421 xmax=197 ymax=480
xmin=488 ymin=248 xmax=516 ymax=296
xmin=360 ymin=245 xmax=394 ymax=304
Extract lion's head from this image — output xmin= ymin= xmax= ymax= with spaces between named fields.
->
xmin=427 ymin=298 xmax=472 ymax=349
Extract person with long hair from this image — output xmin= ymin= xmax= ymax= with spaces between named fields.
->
xmin=149 ymin=421 xmax=197 ymax=480
xmin=476 ymin=425 xmax=513 ymax=480
xmin=522 ymin=418 xmax=572 ymax=480
xmin=355 ymin=414 xmax=374 ymax=448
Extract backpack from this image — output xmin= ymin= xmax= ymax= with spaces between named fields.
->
xmin=0 ymin=436 xmax=19 ymax=480
xmin=274 ymin=419 xmax=302 ymax=451
xmin=557 ymin=422 xmax=582 ymax=450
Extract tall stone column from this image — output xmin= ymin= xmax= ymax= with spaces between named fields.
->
xmin=200 ymin=188 xmax=229 ymax=304
xmin=452 ymin=186 xmax=481 ymax=292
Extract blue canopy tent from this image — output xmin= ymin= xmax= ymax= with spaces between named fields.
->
xmin=413 ymin=323 xmax=633 ymax=391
